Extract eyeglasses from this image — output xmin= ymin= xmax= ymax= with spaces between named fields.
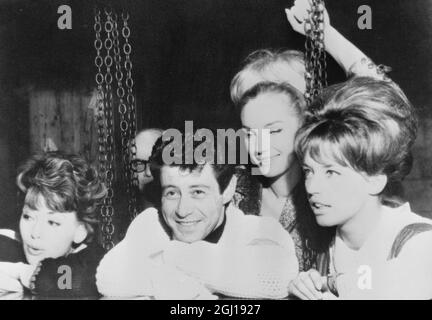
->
xmin=131 ymin=159 xmax=150 ymax=173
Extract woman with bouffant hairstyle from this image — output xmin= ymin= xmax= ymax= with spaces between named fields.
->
xmin=0 ymin=151 xmax=107 ymax=298
xmin=289 ymin=77 xmax=432 ymax=299
xmin=230 ymin=0 xmax=391 ymax=273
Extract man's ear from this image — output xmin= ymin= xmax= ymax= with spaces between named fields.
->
xmin=73 ymin=223 xmax=89 ymax=244
xmin=222 ymin=175 xmax=238 ymax=205
xmin=366 ymin=174 xmax=388 ymax=195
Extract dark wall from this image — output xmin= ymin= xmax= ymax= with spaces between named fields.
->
xmin=2 ymin=0 xmax=431 ymax=124
xmin=0 ymin=0 xmax=431 ymax=227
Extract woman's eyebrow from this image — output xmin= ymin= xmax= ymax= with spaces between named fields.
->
xmin=321 ymin=163 xmax=337 ymax=169
xmin=161 ymin=185 xmax=178 ymax=191
xmin=22 ymin=204 xmax=36 ymax=212
xmin=264 ymin=121 xmax=283 ymax=127
xmin=189 ymin=185 xmax=210 ymax=189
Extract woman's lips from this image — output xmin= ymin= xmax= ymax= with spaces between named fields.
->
xmin=310 ymin=200 xmax=331 ymax=213
xmin=256 ymin=154 xmax=280 ymax=165
xmin=26 ymin=245 xmax=44 ymax=256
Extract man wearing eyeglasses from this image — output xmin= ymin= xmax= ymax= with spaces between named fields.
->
xmin=133 ymin=128 xmax=163 ymax=190
xmin=132 ymin=128 xmax=163 ymax=210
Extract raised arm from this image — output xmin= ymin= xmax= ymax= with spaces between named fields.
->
xmin=286 ymin=0 xmax=389 ymax=80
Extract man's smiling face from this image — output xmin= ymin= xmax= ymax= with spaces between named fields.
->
xmin=160 ymin=164 xmax=226 ymax=243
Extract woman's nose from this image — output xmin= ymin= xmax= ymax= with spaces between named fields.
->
xmin=30 ymin=220 xmax=42 ymax=239
xmin=305 ymin=174 xmax=323 ymax=195
xmin=254 ymin=130 xmax=270 ymax=158
xmin=251 ymin=137 xmax=264 ymax=157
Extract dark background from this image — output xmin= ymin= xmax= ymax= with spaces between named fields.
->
xmin=0 ymin=0 xmax=431 ymax=229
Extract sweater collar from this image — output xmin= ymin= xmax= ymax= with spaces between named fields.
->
xmin=203 ymin=210 xmax=227 ymax=244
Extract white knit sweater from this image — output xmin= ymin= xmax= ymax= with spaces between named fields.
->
xmin=96 ymin=205 xmax=298 ymax=299
xmin=332 ymin=203 xmax=432 ymax=299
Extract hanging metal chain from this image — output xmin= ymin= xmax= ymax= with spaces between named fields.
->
xmin=99 ymin=8 xmax=115 ymax=251
xmin=94 ymin=9 xmax=111 ymax=250
xmin=122 ymin=12 xmax=139 ymax=219
xmin=113 ymin=12 xmax=138 ymax=220
xmin=304 ymin=0 xmax=328 ymax=105
xmin=112 ymin=13 xmax=129 ymax=198
xmin=94 ymin=9 xmax=105 ymax=179
xmin=94 ymin=7 xmax=140 ymax=245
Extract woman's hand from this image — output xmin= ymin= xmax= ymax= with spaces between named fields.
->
xmin=285 ymin=0 xmax=330 ymax=36
xmin=288 ymin=269 xmax=326 ymax=300
xmin=322 ymin=291 xmax=338 ymax=300
xmin=0 ymin=271 xmax=23 ymax=292
xmin=286 ymin=0 xmax=374 ymax=77
xmin=0 ymin=262 xmax=36 ymax=289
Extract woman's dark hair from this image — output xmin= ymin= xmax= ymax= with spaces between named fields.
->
xmin=296 ymin=77 xmax=418 ymax=206
xmin=17 ymin=151 xmax=107 ymax=243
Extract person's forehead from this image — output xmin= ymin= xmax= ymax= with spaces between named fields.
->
xmin=304 ymin=153 xmax=328 ymax=168
xmin=24 ymin=199 xmax=75 ymax=218
xmin=242 ymin=92 xmax=297 ymax=126
xmin=24 ymin=207 xmax=74 ymax=219
xmin=303 ymin=151 xmax=345 ymax=170
xmin=24 ymin=192 xmax=49 ymax=209
xmin=160 ymin=164 xmax=219 ymax=189
xmin=135 ymin=131 xmax=160 ymax=159
xmin=241 ymin=65 xmax=305 ymax=93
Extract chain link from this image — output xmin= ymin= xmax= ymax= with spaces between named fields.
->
xmin=93 ymin=8 xmax=116 ymax=251
xmin=304 ymin=0 xmax=328 ymax=105
xmin=94 ymin=7 xmax=139 ymax=248
xmin=95 ymin=9 xmax=111 ymax=251
xmin=122 ymin=12 xmax=139 ymax=219
xmin=94 ymin=9 xmax=106 ymax=181
xmin=304 ymin=7 xmax=328 ymax=269
xmin=113 ymin=13 xmax=137 ymax=220
xmin=103 ymin=9 xmax=116 ymax=251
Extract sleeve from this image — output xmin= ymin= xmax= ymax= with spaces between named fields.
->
xmin=0 ymin=234 xmax=26 ymax=263
xmin=31 ymin=244 xmax=105 ymax=298
xmin=95 ymin=236 xmax=156 ymax=297
xmin=95 ymin=209 xmax=165 ymax=297
xmin=95 ymin=209 xmax=213 ymax=299
xmin=336 ymin=231 xmax=432 ymax=300
xmin=163 ymin=217 xmax=299 ymax=299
